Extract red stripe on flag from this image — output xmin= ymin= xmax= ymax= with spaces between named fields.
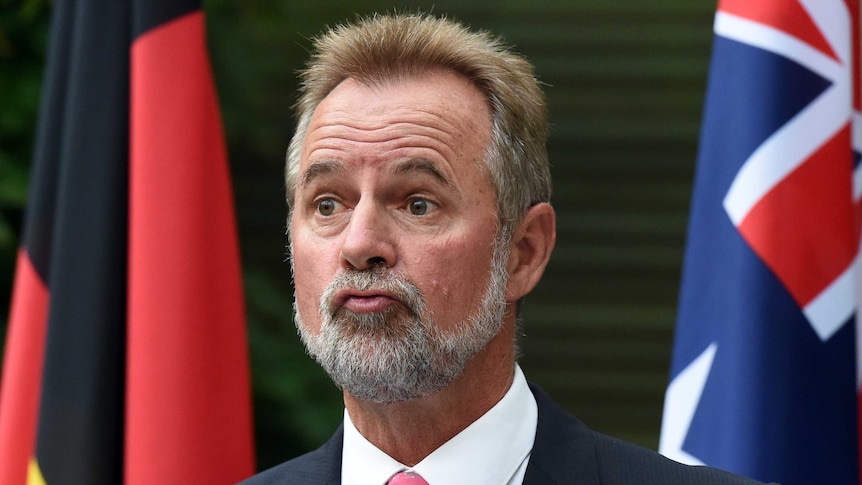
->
xmin=127 ymin=10 xmax=254 ymax=485
xmin=0 ymin=250 xmax=49 ymax=484
xmin=849 ymin=0 xmax=861 ymax=110
xmin=719 ymin=0 xmax=840 ymax=62
xmin=738 ymin=124 xmax=856 ymax=307
xmin=852 ymin=5 xmax=862 ymax=483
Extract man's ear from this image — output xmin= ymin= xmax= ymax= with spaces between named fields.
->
xmin=505 ymin=202 xmax=556 ymax=302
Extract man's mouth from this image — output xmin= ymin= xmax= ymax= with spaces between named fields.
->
xmin=334 ymin=291 xmax=400 ymax=314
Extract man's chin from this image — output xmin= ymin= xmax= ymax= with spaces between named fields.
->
xmin=339 ymin=375 xmax=450 ymax=405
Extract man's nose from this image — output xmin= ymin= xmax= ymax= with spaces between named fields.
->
xmin=340 ymin=200 xmax=397 ymax=271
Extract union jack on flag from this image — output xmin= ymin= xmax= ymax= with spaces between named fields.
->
xmin=660 ymin=1 xmax=862 ymax=484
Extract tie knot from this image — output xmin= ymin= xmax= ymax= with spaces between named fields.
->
xmin=387 ymin=470 xmax=429 ymax=485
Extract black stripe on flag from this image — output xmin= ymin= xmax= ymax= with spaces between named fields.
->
xmin=132 ymin=0 xmax=198 ymax=39
xmin=31 ymin=0 xmax=129 ymax=482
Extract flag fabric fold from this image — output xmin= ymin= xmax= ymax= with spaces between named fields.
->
xmin=660 ymin=1 xmax=861 ymax=484
xmin=0 ymin=0 xmax=255 ymax=483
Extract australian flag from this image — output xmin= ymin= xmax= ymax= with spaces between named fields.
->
xmin=659 ymin=1 xmax=862 ymax=484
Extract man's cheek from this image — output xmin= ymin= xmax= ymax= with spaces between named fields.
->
xmin=294 ymin=281 xmax=323 ymax=326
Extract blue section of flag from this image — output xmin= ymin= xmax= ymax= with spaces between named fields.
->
xmin=668 ymin=34 xmax=859 ymax=484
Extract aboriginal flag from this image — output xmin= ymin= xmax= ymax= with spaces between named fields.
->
xmin=0 ymin=1 xmax=255 ymax=484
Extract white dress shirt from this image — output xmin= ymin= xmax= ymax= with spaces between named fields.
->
xmin=341 ymin=365 xmax=538 ymax=485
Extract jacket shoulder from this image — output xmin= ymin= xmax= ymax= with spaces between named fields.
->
xmin=526 ymin=384 xmax=773 ymax=485
xmin=589 ymin=430 xmax=770 ymax=485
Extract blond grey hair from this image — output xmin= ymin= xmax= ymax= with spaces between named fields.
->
xmin=286 ymin=13 xmax=551 ymax=232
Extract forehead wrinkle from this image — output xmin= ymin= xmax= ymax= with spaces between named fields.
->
xmin=300 ymin=159 xmax=346 ymax=190
xmin=314 ymin=116 xmax=464 ymax=142
xmin=308 ymin=119 xmax=464 ymax=161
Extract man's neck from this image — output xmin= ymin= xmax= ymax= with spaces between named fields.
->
xmin=343 ymin=323 xmax=517 ymax=466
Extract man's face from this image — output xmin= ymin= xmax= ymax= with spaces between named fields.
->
xmin=289 ymin=71 xmax=508 ymax=402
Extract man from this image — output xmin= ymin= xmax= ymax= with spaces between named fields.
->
xmin=240 ymin=13 xmax=773 ymax=485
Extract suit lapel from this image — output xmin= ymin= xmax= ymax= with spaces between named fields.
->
xmin=523 ymin=385 xmax=601 ymax=485
xmin=292 ymin=425 xmax=343 ymax=485
xmin=317 ymin=425 xmax=344 ymax=485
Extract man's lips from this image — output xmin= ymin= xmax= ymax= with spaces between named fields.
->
xmin=334 ymin=290 xmax=401 ymax=314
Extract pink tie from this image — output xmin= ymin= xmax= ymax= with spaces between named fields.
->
xmin=387 ymin=470 xmax=429 ymax=485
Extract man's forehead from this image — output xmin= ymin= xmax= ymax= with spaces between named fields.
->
xmin=317 ymin=70 xmax=489 ymax=116
xmin=294 ymin=70 xmax=495 ymax=197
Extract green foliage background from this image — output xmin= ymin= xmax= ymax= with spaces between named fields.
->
xmin=0 ymin=0 xmax=714 ymax=473
xmin=0 ymin=0 xmax=48 ymax=353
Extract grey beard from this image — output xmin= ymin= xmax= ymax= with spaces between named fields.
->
xmin=294 ymin=234 xmax=510 ymax=403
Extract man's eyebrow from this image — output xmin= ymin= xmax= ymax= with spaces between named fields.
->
xmin=391 ymin=159 xmax=452 ymax=188
xmin=299 ymin=159 xmax=346 ymax=188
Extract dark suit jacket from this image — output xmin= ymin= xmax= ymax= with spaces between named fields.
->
xmin=238 ymin=385 xmax=773 ymax=485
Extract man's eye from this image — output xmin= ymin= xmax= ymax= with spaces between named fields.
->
xmin=408 ymin=199 xmax=431 ymax=216
xmin=317 ymin=199 xmax=337 ymax=216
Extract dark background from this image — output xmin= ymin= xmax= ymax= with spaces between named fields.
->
xmin=0 ymin=0 xmax=715 ymax=471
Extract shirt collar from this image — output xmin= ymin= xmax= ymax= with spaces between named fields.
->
xmin=341 ymin=365 xmax=538 ymax=485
